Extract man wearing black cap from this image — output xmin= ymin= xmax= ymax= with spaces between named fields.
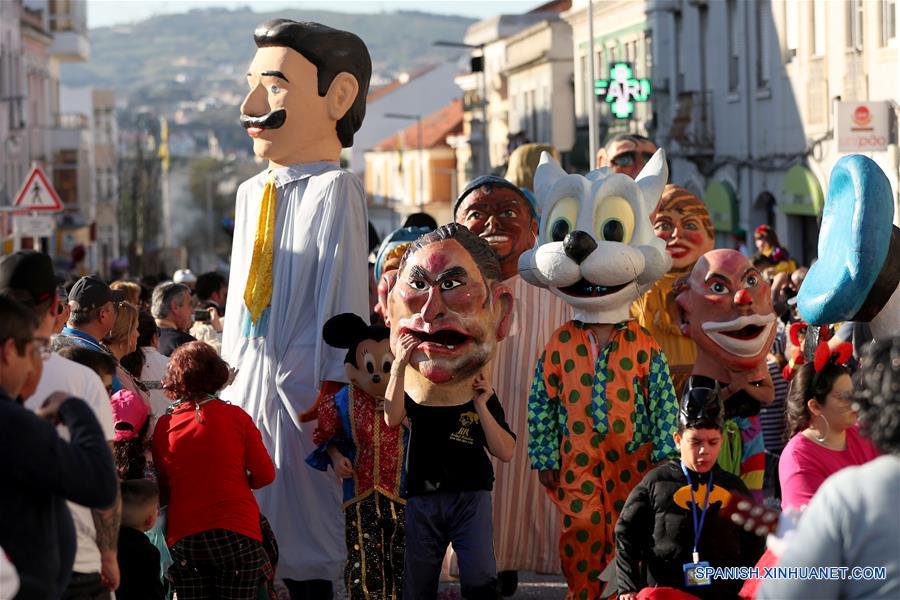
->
xmin=61 ymin=276 xmax=123 ymax=355
xmin=615 ymin=385 xmax=764 ymax=600
xmin=0 ymin=252 xmax=120 ymax=597
xmin=454 ymin=176 xmax=570 ymax=592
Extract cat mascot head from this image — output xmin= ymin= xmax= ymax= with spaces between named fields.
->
xmin=518 ymin=150 xmax=671 ymax=323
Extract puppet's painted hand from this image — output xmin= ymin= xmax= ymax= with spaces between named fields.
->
xmin=327 ymin=446 xmax=354 ymax=480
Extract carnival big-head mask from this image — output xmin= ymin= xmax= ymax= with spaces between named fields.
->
xmin=518 ymin=150 xmax=671 ymax=324
xmin=241 ymin=20 xmax=372 ymax=166
xmin=323 ymin=313 xmax=392 ymax=398
xmin=454 ymin=175 xmax=537 ymax=281
xmin=676 ymin=249 xmax=776 ymax=371
xmin=652 ymin=185 xmax=715 ymax=272
xmin=385 ymin=224 xmax=513 ymax=386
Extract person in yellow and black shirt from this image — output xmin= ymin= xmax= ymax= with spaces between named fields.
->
xmin=615 ymin=385 xmax=765 ymax=600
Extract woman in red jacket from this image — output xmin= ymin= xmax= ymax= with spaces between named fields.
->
xmin=152 ymin=341 xmax=275 ymax=600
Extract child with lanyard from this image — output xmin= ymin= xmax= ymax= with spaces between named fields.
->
xmin=615 ymin=384 xmax=765 ymax=599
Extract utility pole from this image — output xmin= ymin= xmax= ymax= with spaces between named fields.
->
xmin=587 ymin=0 xmax=598 ymax=167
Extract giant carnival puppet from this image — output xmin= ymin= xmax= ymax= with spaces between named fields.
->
xmin=520 ymin=150 xmax=680 ymax=598
xmin=675 ymin=249 xmax=776 ymax=497
xmin=454 ymin=176 xmax=569 ymax=588
xmin=633 ymin=185 xmax=715 ymax=394
xmin=383 ymin=224 xmax=515 ymax=598
xmin=220 ymin=19 xmax=372 ymax=595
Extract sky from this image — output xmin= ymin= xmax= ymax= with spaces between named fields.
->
xmin=87 ymin=0 xmax=544 ymax=28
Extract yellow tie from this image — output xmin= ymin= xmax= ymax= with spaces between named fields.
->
xmin=244 ymin=171 xmax=277 ymax=324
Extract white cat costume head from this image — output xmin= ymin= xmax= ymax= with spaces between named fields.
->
xmin=518 ymin=150 xmax=671 ymax=324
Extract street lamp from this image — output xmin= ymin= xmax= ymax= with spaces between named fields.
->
xmin=433 ymin=40 xmax=489 ymax=177
xmin=384 ymin=112 xmax=424 ymax=212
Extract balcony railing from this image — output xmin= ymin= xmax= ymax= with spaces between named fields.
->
xmin=668 ymin=90 xmax=715 ymax=155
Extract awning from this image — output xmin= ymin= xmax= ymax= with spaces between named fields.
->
xmin=704 ymin=180 xmax=738 ymax=232
xmin=780 ymin=165 xmax=824 ymax=216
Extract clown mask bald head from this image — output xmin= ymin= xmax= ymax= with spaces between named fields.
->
xmin=676 ymin=249 xmax=777 ymax=374
xmin=386 ymin=224 xmax=514 ymax=387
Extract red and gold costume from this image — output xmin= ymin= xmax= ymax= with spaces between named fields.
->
xmin=307 ymin=385 xmax=406 ymax=600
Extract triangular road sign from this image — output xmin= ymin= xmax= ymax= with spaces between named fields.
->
xmin=14 ymin=167 xmax=63 ymax=212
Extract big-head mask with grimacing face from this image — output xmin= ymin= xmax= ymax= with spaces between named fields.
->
xmin=240 ymin=19 xmax=371 ymax=167
xmin=385 ymin=224 xmax=513 ymax=386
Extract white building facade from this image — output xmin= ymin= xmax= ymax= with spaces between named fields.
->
xmin=650 ymin=0 xmax=899 ymax=262
xmin=565 ymin=0 xmax=654 ymax=170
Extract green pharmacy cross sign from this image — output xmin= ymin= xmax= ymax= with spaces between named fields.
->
xmin=594 ymin=62 xmax=651 ymax=119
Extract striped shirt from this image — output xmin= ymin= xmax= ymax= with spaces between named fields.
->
xmin=488 ymin=275 xmax=570 ymax=573
xmin=761 ymin=360 xmax=789 ymax=453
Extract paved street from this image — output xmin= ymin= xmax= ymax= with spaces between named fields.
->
xmin=438 ymin=571 xmax=569 ymax=599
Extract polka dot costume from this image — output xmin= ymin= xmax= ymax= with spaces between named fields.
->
xmin=528 ymin=320 xmax=679 ymax=599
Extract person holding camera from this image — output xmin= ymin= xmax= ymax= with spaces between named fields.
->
xmin=150 ymin=283 xmax=197 ymax=357
xmin=189 ymin=273 xmax=226 ymax=354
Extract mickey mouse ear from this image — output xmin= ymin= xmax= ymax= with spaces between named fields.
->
xmin=322 ymin=313 xmax=368 ymax=348
xmin=798 ymin=155 xmax=899 ymax=325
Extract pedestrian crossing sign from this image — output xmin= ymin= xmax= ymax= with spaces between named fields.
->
xmin=13 ymin=167 xmax=63 ymax=212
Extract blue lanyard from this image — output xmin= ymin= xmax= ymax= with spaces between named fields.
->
xmin=680 ymin=462 xmax=713 ymax=560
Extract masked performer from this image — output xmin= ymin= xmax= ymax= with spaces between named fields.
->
xmin=633 ymin=185 xmax=715 ymax=395
xmin=520 ymin=151 xmax=679 ymax=599
xmin=675 ymin=250 xmax=776 ymax=497
xmin=306 ymin=314 xmax=406 ymax=600
xmin=220 ymin=20 xmax=372 ymax=597
xmin=383 ymin=224 xmax=515 ymax=599
xmin=454 ymin=176 xmax=570 ymax=588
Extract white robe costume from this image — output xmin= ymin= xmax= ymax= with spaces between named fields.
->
xmin=221 ymin=161 xmax=369 ymax=582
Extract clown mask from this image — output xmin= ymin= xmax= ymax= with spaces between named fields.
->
xmin=385 ymin=226 xmax=513 ymax=389
xmin=676 ymin=249 xmax=777 ymax=374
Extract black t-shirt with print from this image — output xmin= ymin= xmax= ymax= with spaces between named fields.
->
xmin=403 ymin=393 xmax=515 ymax=497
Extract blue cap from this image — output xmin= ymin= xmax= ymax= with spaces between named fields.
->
xmin=798 ymin=154 xmax=899 ymax=325
xmin=453 ymin=175 xmax=537 ymax=219
xmin=373 ymin=226 xmax=432 ymax=282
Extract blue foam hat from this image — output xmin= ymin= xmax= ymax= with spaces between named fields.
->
xmin=373 ymin=226 xmax=432 ymax=282
xmin=797 ymin=155 xmax=900 ymax=325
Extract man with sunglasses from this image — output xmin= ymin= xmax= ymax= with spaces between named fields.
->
xmin=615 ymin=385 xmax=765 ymax=599
xmin=595 ymin=133 xmax=658 ymax=179
xmin=0 ymin=253 xmax=122 ymax=598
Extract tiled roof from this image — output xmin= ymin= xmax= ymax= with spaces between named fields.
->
xmin=366 ymin=64 xmax=440 ymax=104
xmin=374 ymin=99 xmax=464 ymax=151
xmin=528 ymin=0 xmax=572 ymax=14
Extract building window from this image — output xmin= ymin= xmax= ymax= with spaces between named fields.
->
xmin=756 ymin=0 xmax=770 ymax=88
xmin=785 ymin=0 xmax=798 ymax=60
xmin=882 ymin=0 xmax=897 ymax=46
xmin=812 ymin=0 xmax=826 ymax=56
xmin=596 ymin=48 xmax=603 ymax=79
xmin=727 ymin=0 xmax=740 ymax=92
xmin=846 ymin=0 xmax=864 ymax=51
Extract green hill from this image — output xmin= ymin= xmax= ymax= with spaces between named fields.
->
xmin=63 ymin=7 xmax=474 ymax=92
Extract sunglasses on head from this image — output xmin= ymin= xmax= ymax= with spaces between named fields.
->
xmin=610 ymin=150 xmax=654 ymax=168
